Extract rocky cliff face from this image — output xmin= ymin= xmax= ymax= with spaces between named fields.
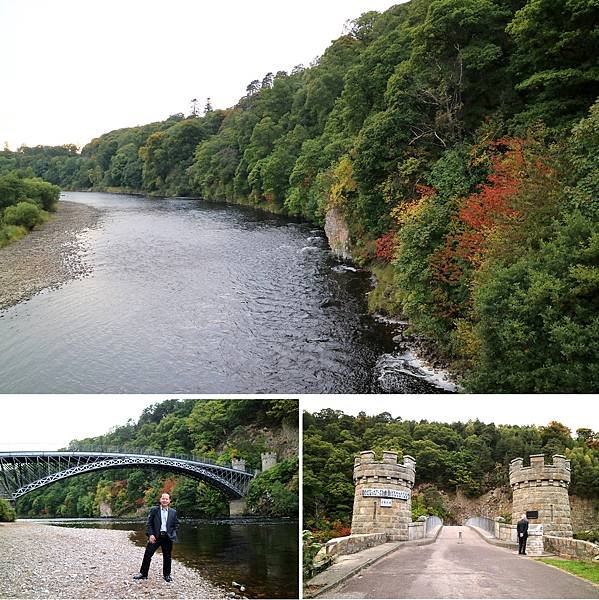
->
xmin=221 ymin=422 xmax=299 ymax=464
xmin=436 ymin=486 xmax=598 ymax=532
xmin=439 ymin=487 xmax=513 ymax=525
xmin=324 ymin=208 xmax=352 ymax=261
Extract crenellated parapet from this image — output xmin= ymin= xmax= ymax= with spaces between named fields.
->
xmin=353 ymin=451 xmax=416 ymax=488
xmin=510 ymin=454 xmax=573 ymax=538
xmin=351 ymin=451 xmax=416 ymax=541
xmin=509 ymin=454 xmax=571 ymax=489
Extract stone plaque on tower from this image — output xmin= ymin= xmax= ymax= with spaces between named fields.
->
xmin=351 ymin=450 xmax=416 ymax=541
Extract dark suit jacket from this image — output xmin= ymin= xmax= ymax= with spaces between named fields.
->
xmin=146 ymin=506 xmax=179 ymax=541
xmin=517 ymin=518 xmax=529 ymax=538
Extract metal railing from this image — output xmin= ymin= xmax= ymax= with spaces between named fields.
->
xmin=465 ymin=516 xmax=496 ymax=536
xmin=0 ymin=450 xmax=257 ymax=501
xmin=426 ymin=515 xmax=443 ymax=535
xmin=54 ymin=445 xmax=256 ymax=474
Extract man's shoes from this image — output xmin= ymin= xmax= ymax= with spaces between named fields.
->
xmin=164 ymin=575 xmax=173 ymax=583
xmin=133 ymin=574 xmax=148 ymax=580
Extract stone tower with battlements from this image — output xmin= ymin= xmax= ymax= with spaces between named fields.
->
xmin=509 ymin=454 xmax=573 ymax=537
xmin=261 ymin=452 xmax=277 ymax=472
xmin=351 ymin=450 xmax=416 ymax=541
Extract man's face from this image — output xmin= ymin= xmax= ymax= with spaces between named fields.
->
xmin=160 ymin=493 xmax=171 ymax=508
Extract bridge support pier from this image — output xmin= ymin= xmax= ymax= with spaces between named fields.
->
xmin=229 ymin=498 xmax=246 ymax=517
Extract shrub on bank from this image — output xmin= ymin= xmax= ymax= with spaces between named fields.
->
xmin=3 ymin=201 xmax=45 ymax=230
xmin=574 ymin=530 xmax=599 ymax=544
xmin=0 ymin=498 xmax=16 ymax=522
xmin=0 ymin=224 xmax=27 ymax=247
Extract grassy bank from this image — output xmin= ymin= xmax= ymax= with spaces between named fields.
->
xmin=538 ymin=558 xmax=599 ymax=585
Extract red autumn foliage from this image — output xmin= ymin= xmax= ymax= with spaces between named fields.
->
xmin=162 ymin=477 xmax=177 ymax=495
xmin=415 ymin=183 xmax=436 ymax=199
xmin=331 ymin=520 xmax=351 ymax=538
xmin=430 ymin=138 xmax=528 ymax=287
xmin=375 ymin=230 xmax=398 ymax=262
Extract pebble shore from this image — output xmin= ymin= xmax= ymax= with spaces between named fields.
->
xmin=0 ymin=522 xmax=229 ymax=599
xmin=0 ymin=200 xmax=102 ymax=311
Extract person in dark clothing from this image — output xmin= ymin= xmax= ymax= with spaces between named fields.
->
xmin=517 ymin=513 xmax=529 ymax=555
xmin=133 ymin=492 xmax=180 ymax=582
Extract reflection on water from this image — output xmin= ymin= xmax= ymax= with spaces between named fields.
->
xmin=50 ymin=518 xmax=298 ymax=599
xmin=0 ymin=192 xmax=452 ymax=393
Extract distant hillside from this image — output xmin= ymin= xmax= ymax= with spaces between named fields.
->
xmin=17 ymin=399 xmax=298 ymax=518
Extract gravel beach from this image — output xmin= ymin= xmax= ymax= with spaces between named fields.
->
xmin=0 ymin=522 xmax=229 ymax=599
xmin=0 ymin=200 xmax=102 ymax=311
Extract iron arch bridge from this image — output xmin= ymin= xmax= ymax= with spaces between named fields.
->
xmin=0 ymin=451 xmax=256 ymax=501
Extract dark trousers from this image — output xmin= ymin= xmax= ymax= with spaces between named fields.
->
xmin=518 ymin=535 xmax=528 ymax=554
xmin=140 ymin=533 xmax=173 ymax=576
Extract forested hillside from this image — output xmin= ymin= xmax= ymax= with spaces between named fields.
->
xmin=2 ymin=0 xmax=597 ymax=391
xmin=16 ymin=399 xmax=299 ymax=519
xmin=303 ymin=410 xmax=599 ymax=534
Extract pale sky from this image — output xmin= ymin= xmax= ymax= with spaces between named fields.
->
xmin=0 ymin=395 xmax=294 ymax=451
xmin=0 ymin=396 xmax=595 ymax=452
xmin=0 ymin=0 xmax=399 ymax=150
xmin=302 ymin=396 xmax=599 ymax=433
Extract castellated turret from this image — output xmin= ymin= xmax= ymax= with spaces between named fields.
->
xmin=261 ymin=452 xmax=277 ymax=472
xmin=509 ymin=454 xmax=573 ymax=537
xmin=351 ymin=450 xmax=416 ymax=541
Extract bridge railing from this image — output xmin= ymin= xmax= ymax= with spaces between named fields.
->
xmin=465 ymin=516 xmax=496 ymax=536
xmin=426 ymin=515 xmax=443 ymax=535
xmin=60 ymin=446 xmax=257 ymax=474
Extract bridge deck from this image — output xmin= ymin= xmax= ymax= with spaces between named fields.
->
xmin=326 ymin=526 xmax=599 ymax=599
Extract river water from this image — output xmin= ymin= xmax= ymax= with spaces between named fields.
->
xmin=0 ymin=192 xmax=454 ymax=393
xmin=50 ymin=517 xmax=298 ymax=599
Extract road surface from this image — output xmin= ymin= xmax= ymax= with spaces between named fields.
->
xmin=326 ymin=526 xmax=599 ymax=598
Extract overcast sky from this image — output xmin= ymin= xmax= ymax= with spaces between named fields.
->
xmin=0 ymin=395 xmax=295 ymax=451
xmin=0 ymin=395 xmax=168 ymax=450
xmin=0 ymin=0 xmax=399 ymax=150
xmin=0 ymin=396 xmax=595 ymax=453
xmin=302 ymin=396 xmax=599 ymax=433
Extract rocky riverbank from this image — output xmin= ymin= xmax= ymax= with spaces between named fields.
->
xmin=0 ymin=522 xmax=228 ymax=599
xmin=0 ymin=199 xmax=102 ymax=311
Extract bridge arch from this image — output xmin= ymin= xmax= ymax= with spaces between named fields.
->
xmin=0 ymin=451 xmax=255 ymax=501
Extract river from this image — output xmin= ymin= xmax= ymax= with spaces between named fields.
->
xmin=46 ymin=517 xmax=298 ymax=599
xmin=0 ymin=192 xmax=454 ymax=393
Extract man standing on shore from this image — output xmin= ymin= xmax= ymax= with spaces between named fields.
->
xmin=133 ymin=492 xmax=179 ymax=582
xmin=517 ymin=513 xmax=529 ymax=555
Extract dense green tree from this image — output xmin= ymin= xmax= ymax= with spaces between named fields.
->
xmin=0 ymin=499 xmax=16 ymax=522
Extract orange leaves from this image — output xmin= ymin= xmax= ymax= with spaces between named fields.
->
xmin=431 ymin=137 xmax=533 ymax=284
xmin=162 ymin=477 xmax=177 ymax=495
xmin=375 ymin=230 xmax=399 ymax=262
xmin=459 ymin=151 xmax=520 ymax=231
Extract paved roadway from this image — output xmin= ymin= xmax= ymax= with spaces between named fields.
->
xmin=326 ymin=526 xmax=599 ymax=598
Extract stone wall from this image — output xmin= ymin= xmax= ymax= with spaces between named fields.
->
xmin=545 ymin=535 xmax=599 ymax=561
xmin=314 ymin=533 xmax=387 ymax=564
xmin=510 ymin=454 xmax=573 ymax=537
xmin=351 ymin=451 xmax=416 ymax=541
xmin=495 ymin=521 xmax=518 ymax=543
xmin=324 ymin=208 xmax=352 ymax=261
xmin=408 ymin=518 xmax=426 ymax=540
xmin=570 ymin=495 xmax=599 ymax=532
